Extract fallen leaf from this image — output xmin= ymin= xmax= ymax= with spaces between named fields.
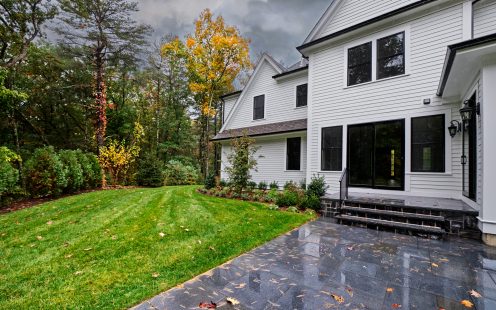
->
xmin=184 ymin=228 xmax=190 ymax=232
xmin=345 ymin=287 xmax=353 ymax=297
xmin=151 ymin=273 xmax=160 ymax=278
xmin=159 ymin=232 xmax=165 ymax=238
xmin=65 ymin=254 xmax=73 ymax=259
xmin=47 ymin=221 xmax=53 ymax=225
xmin=199 ymin=301 xmax=217 ymax=309
xmin=439 ymin=307 xmax=446 ymax=310
xmin=460 ymin=300 xmax=474 ymax=308
xmin=431 ymin=263 xmax=439 ymax=268
xmin=111 ymin=235 xmax=117 ymax=240
xmin=235 ymin=283 xmax=246 ymax=289
xmin=74 ymin=271 xmax=83 ymax=275
xmin=198 ymin=240 xmax=202 ymax=244
xmin=209 ymin=246 xmax=216 ymax=251
xmin=331 ymin=294 xmax=344 ymax=304
xmin=386 ymin=287 xmax=394 ymax=293
xmin=347 ymin=245 xmax=354 ymax=251
xmin=83 ymin=248 xmax=92 ymax=251
xmin=392 ymin=303 xmax=402 ymax=309
xmin=226 ymin=297 xmax=240 ymax=305
xmin=439 ymin=258 xmax=449 ymax=263
xmin=36 ymin=236 xmax=43 ymax=240
xmin=469 ymin=289 xmax=482 ymax=298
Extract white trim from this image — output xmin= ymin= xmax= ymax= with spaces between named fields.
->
xmin=462 ymin=0 xmax=473 ymax=40
xmin=220 ymin=54 xmax=283 ymax=132
xmin=305 ymin=58 xmax=313 ymax=184
xmin=303 ymin=0 xmax=344 ymax=44
xmin=342 ymin=25 xmax=411 ymax=88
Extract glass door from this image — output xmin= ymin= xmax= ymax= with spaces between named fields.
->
xmin=348 ymin=120 xmax=405 ymax=190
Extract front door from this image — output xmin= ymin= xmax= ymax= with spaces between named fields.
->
xmin=347 ymin=120 xmax=405 ymax=190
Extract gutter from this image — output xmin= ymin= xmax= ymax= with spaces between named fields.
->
xmin=272 ymin=65 xmax=309 ymax=79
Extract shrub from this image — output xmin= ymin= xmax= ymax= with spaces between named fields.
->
xmin=136 ymin=156 xmax=164 ymax=187
xmin=287 ymin=206 xmax=299 ymax=213
xmin=204 ymin=173 xmax=216 ymax=189
xmin=301 ymin=194 xmax=321 ymax=211
xmin=225 ymin=134 xmax=259 ymax=193
xmin=219 ymin=179 xmax=228 ymax=188
xmin=276 ymin=190 xmax=298 ymax=207
xmin=59 ymin=150 xmax=84 ymax=193
xmin=266 ymin=188 xmax=279 ymax=203
xmin=86 ymin=152 xmax=102 ymax=188
xmin=299 ymin=179 xmax=307 ymax=190
xmin=306 ymin=174 xmax=329 ymax=197
xmin=247 ymin=181 xmax=257 ymax=190
xmin=269 ymin=181 xmax=279 ymax=190
xmin=258 ymin=181 xmax=267 ymax=190
xmin=23 ymin=146 xmax=67 ymax=198
xmin=284 ymin=180 xmax=299 ymax=191
xmin=164 ymin=160 xmax=199 ymax=185
xmin=268 ymin=204 xmax=279 ymax=211
xmin=0 ymin=147 xmax=21 ymax=205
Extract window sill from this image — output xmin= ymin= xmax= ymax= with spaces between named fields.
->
xmin=252 ymin=118 xmax=266 ymax=122
xmin=284 ymin=170 xmax=303 ymax=172
xmin=295 ymin=106 xmax=307 ymax=110
xmin=344 ymin=73 xmax=410 ymax=89
xmin=318 ymin=170 xmax=342 ymax=173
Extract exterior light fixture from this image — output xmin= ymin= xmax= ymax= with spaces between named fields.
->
xmin=460 ymin=99 xmax=474 ymax=122
xmin=476 ymin=102 xmax=481 ymax=116
xmin=448 ymin=120 xmax=461 ymax=138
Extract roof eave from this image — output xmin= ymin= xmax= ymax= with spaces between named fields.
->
xmin=272 ymin=66 xmax=309 ymax=79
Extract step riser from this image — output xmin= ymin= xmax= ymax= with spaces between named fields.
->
xmin=341 ymin=205 xmax=445 ymax=221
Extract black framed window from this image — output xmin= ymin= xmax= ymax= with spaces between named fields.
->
xmin=253 ymin=95 xmax=265 ymax=120
xmin=296 ymin=84 xmax=308 ymax=107
xmin=411 ymin=114 xmax=445 ymax=172
xmin=377 ymin=32 xmax=405 ymax=80
xmin=286 ymin=137 xmax=301 ymax=170
xmin=321 ymin=126 xmax=342 ymax=171
xmin=347 ymin=42 xmax=372 ymax=86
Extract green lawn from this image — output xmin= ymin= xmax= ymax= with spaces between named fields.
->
xmin=0 ymin=186 xmax=314 ymax=309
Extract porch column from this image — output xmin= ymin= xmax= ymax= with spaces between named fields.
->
xmin=480 ymin=63 xmax=496 ymax=245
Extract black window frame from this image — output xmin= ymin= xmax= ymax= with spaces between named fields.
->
xmin=347 ymin=42 xmax=372 ymax=86
xmin=321 ymin=126 xmax=343 ymax=171
xmin=286 ymin=137 xmax=301 ymax=171
xmin=253 ymin=94 xmax=265 ymax=120
xmin=296 ymin=83 xmax=308 ymax=107
xmin=411 ymin=114 xmax=445 ymax=173
xmin=376 ymin=31 xmax=405 ymax=80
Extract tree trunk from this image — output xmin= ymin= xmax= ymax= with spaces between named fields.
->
xmin=94 ymin=53 xmax=106 ymax=152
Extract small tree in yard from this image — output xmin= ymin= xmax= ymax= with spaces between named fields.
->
xmin=225 ymin=134 xmax=259 ymax=194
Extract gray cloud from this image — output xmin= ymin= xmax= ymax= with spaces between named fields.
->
xmin=135 ymin=0 xmax=331 ymax=66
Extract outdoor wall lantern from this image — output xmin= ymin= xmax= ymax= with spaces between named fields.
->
xmin=448 ymin=120 xmax=461 ymax=138
xmin=459 ymin=99 xmax=474 ymax=122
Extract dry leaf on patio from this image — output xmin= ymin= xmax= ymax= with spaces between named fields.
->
xmin=431 ymin=263 xmax=439 ymax=268
xmin=199 ymin=301 xmax=217 ymax=309
xmin=345 ymin=287 xmax=353 ymax=297
xmin=392 ymin=303 xmax=402 ymax=308
xmin=386 ymin=287 xmax=394 ymax=293
xmin=151 ymin=273 xmax=160 ymax=278
xmin=460 ymin=300 xmax=474 ymax=308
xmin=235 ymin=283 xmax=246 ymax=289
xmin=331 ymin=294 xmax=345 ymax=304
xmin=469 ymin=289 xmax=482 ymax=298
xmin=226 ymin=297 xmax=240 ymax=305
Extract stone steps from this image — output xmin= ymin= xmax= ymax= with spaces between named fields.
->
xmin=335 ymin=214 xmax=445 ymax=234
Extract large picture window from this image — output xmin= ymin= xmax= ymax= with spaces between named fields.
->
xmin=377 ymin=32 xmax=405 ymax=80
xmin=296 ymin=84 xmax=308 ymax=107
xmin=286 ymin=137 xmax=301 ymax=170
xmin=253 ymin=95 xmax=265 ymax=120
xmin=347 ymin=42 xmax=372 ymax=86
xmin=321 ymin=126 xmax=342 ymax=171
xmin=411 ymin=114 xmax=445 ymax=172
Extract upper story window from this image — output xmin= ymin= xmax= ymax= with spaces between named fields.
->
xmin=296 ymin=84 xmax=308 ymax=107
xmin=347 ymin=42 xmax=372 ymax=86
xmin=377 ymin=32 xmax=405 ymax=80
xmin=253 ymin=95 xmax=265 ymax=120
xmin=411 ymin=114 xmax=445 ymax=173
xmin=346 ymin=30 xmax=406 ymax=86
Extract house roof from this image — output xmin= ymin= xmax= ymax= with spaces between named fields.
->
xmin=437 ymin=33 xmax=496 ymax=97
xmin=297 ymin=0 xmax=438 ymax=56
xmin=212 ymin=118 xmax=307 ymax=141
xmin=220 ymin=90 xmax=242 ymax=100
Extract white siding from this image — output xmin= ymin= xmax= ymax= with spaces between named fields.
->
xmin=223 ymin=96 xmax=238 ymax=123
xmin=220 ymin=133 xmax=307 ymax=186
xmin=318 ymin=0 xmax=417 ymax=38
xmin=474 ymin=0 xmax=496 ymax=38
xmin=308 ymin=4 xmax=466 ymax=197
xmin=223 ymin=60 xmax=308 ymax=130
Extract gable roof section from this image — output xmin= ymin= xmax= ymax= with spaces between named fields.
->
xmin=213 ymin=118 xmax=307 ymax=141
xmin=219 ymin=53 xmax=284 ymax=132
xmin=303 ymin=0 xmax=343 ymax=44
xmin=299 ymin=0 xmax=438 ymax=56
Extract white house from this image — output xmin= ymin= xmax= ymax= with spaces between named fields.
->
xmin=213 ymin=0 xmax=496 ymax=244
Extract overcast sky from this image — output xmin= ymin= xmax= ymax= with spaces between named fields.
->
xmin=135 ymin=0 xmax=331 ymax=67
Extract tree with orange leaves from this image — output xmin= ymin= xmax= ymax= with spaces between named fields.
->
xmin=163 ymin=9 xmax=251 ymax=178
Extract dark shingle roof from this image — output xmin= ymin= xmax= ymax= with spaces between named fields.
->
xmin=212 ymin=119 xmax=307 ymax=141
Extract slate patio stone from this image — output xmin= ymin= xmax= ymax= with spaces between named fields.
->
xmin=131 ymin=219 xmax=496 ymax=310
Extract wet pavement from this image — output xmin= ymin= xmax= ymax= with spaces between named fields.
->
xmin=132 ymin=218 xmax=496 ymax=309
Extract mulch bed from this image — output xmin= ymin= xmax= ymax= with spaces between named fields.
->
xmin=0 ymin=186 xmax=140 ymax=215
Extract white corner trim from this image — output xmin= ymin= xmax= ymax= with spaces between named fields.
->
xmin=462 ymin=1 xmax=473 ymax=40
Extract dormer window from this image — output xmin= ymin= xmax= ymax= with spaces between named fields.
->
xmin=296 ymin=84 xmax=308 ymax=107
xmin=253 ymin=95 xmax=265 ymax=120
xmin=346 ymin=30 xmax=407 ymax=86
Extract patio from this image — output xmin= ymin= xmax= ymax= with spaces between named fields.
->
xmin=133 ymin=218 xmax=496 ymax=309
